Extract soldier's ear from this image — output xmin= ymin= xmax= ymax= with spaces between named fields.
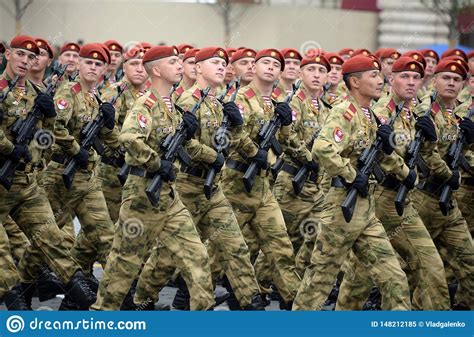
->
xmin=195 ymin=62 xmax=203 ymax=74
xmin=4 ymin=49 xmax=11 ymax=61
xmin=388 ymin=75 xmax=394 ymax=86
xmin=349 ymin=75 xmax=360 ymax=89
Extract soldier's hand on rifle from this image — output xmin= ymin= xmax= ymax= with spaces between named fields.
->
xmin=211 ymin=153 xmax=225 ymax=173
xmin=7 ymin=144 xmax=31 ymax=163
xmin=158 ymin=159 xmax=176 ymax=182
xmin=36 ymin=93 xmax=56 ymax=118
xmin=275 ymin=102 xmax=292 ymax=126
xmin=223 ymin=102 xmax=243 ymax=127
xmin=376 ymin=124 xmax=395 ymax=155
xmin=402 ymin=168 xmax=417 ymax=190
xmin=182 ymin=111 xmax=198 ymax=140
xmin=252 ymin=149 xmax=268 ymax=169
xmin=415 ymin=115 xmax=437 ymax=141
xmin=74 ymin=148 xmax=89 ymax=169
xmin=305 ymin=160 xmax=319 ymax=173
xmin=447 ymin=170 xmax=461 ymax=190
xmin=348 ymin=171 xmax=368 ymax=197
xmin=100 ymin=102 xmax=116 ymax=130
xmin=459 ymin=117 xmax=474 ymax=144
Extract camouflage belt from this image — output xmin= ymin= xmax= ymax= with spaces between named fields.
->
xmin=129 ymin=166 xmax=154 ymax=179
xmin=281 ymin=162 xmax=321 ymax=183
xmin=381 ymin=174 xmax=401 ymax=191
xmin=180 ymin=165 xmax=207 ymax=178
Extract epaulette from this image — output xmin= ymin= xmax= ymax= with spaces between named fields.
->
xmin=244 ymin=88 xmax=255 ymax=99
xmin=271 ymin=86 xmax=282 ymax=100
xmin=386 ymin=98 xmax=396 ymax=113
xmin=144 ymin=92 xmax=157 ymax=110
xmin=226 ymin=87 xmax=235 ymax=97
xmin=0 ymin=78 xmax=8 ymax=91
xmin=297 ymin=90 xmax=306 ymax=101
xmin=343 ymin=103 xmax=356 ymax=121
xmin=175 ymin=86 xmax=184 ymax=97
xmin=431 ymin=102 xmax=441 ymax=115
xmin=71 ymin=82 xmax=81 ymax=95
xmin=192 ymin=88 xmax=201 ymax=100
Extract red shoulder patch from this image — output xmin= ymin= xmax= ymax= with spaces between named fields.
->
xmin=0 ymin=78 xmax=8 ymax=91
xmin=431 ymin=102 xmax=441 ymax=115
xmin=175 ymin=86 xmax=184 ymax=97
xmin=271 ymin=86 xmax=281 ymax=100
xmin=144 ymin=92 xmax=157 ymax=110
xmin=192 ymin=88 xmax=201 ymax=100
xmin=343 ymin=103 xmax=356 ymax=121
xmin=56 ymin=98 xmax=69 ymax=110
xmin=226 ymin=87 xmax=235 ymax=97
xmin=244 ymin=88 xmax=255 ymax=99
xmin=297 ymin=90 xmax=306 ymax=101
xmin=71 ymin=82 xmax=81 ymax=95
xmin=137 ymin=113 xmax=149 ymax=128
xmin=386 ymin=99 xmax=396 ymax=112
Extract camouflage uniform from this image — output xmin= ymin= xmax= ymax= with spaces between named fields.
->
xmin=221 ymin=81 xmax=301 ymax=306
xmin=0 ymin=72 xmax=86 ymax=288
xmin=21 ymin=78 xmax=115 ymax=277
xmin=336 ymin=93 xmax=450 ymax=310
xmin=92 ymin=87 xmax=214 ymax=311
xmin=411 ymin=96 xmax=474 ymax=309
xmin=293 ymin=95 xmax=411 ymax=310
xmin=134 ymin=83 xmax=261 ymax=307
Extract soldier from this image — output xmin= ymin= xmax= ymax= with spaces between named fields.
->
xmin=134 ymin=47 xmax=265 ymax=310
xmin=336 ymin=56 xmax=451 ymax=310
xmin=323 ymin=52 xmax=347 ymax=105
xmin=224 ymin=48 xmax=237 ymax=84
xmin=229 ymin=48 xmax=256 ymax=88
xmin=293 ymin=55 xmax=411 ymax=310
xmin=272 ymin=48 xmax=302 ymax=101
xmin=177 ymin=44 xmax=194 ymax=60
xmin=0 ymin=35 xmax=96 ymax=310
xmin=221 ymin=48 xmax=301 ymax=309
xmin=338 ymin=48 xmax=353 ymax=60
xmin=173 ymin=48 xmax=199 ymax=100
xmin=411 ymin=58 xmax=474 ymax=309
xmin=58 ymin=42 xmax=80 ymax=81
xmin=375 ymin=48 xmax=400 ymax=96
xmin=91 ymin=45 xmax=215 ymax=311
xmin=419 ymin=49 xmax=439 ymax=98
xmin=100 ymin=40 xmax=124 ymax=90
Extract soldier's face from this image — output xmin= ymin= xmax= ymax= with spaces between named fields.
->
xmin=79 ymin=58 xmax=106 ymax=83
xmin=391 ymin=71 xmax=422 ymax=101
xmin=434 ymin=72 xmax=463 ymax=99
xmin=355 ymin=70 xmax=384 ymax=100
xmin=225 ymin=63 xmax=235 ymax=83
xmin=328 ymin=64 xmax=342 ymax=85
xmin=156 ymin=56 xmax=183 ymax=84
xmin=124 ymin=59 xmax=147 ymax=86
xmin=5 ymin=48 xmax=37 ymax=77
xmin=425 ymin=57 xmax=437 ymax=76
xmin=183 ymin=57 xmax=197 ymax=81
xmin=31 ymin=48 xmax=51 ymax=72
xmin=232 ymin=58 xmax=255 ymax=84
xmin=256 ymin=57 xmax=281 ymax=83
xmin=59 ymin=51 xmax=79 ymax=73
xmin=469 ymin=75 xmax=474 ymax=94
xmin=301 ymin=64 xmax=328 ymax=92
xmin=469 ymin=58 xmax=474 ymax=72
xmin=381 ymin=58 xmax=394 ymax=77
xmin=281 ymin=59 xmax=301 ymax=81
xmin=197 ymin=57 xmax=226 ymax=87
xmin=108 ymin=51 xmax=123 ymax=71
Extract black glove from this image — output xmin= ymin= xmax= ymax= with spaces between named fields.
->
xmin=402 ymin=169 xmax=417 ymax=190
xmin=459 ymin=118 xmax=474 ymax=144
xmin=7 ymin=144 xmax=31 ymax=163
xmin=182 ymin=112 xmax=198 ymax=140
xmin=74 ymin=148 xmax=89 ymax=169
xmin=415 ymin=115 xmax=437 ymax=142
xmin=100 ymin=102 xmax=115 ymax=130
xmin=376 ymin=124 xmax=394 ymax=155
xmin=305 ymin=160 xmax=319 ymax=173
xmin=223 ymin=102 xmax=243 ymax=127
xmin=158 ymin=159 xmax=176 ymax=182
xmin=349 ymin=171 xmax=369 ymax=198
xmin=36 ymin=93 xmax=56 ymax=118
xmin=275 ymin=102 xmax=292 ymax=126
xmin=447 ymin=170 xmax=460 ymax=190
xmin=211 ymin=153 xmax=225 ymax=172
xmin=252 ymin=149 xmax=268 ymax=169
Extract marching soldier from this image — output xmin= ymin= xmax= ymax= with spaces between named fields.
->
xmin=293 ymin=55 xmax=411 ymax=310
xmin=58 ymin=42 xmax=81 ymax=81
xmin=375 ymin=48 xmax=400 ymax=96
xmin=272 ymin=48 xmax=302 ymax=101
xmin=228 ymin=48 xmax=256 ymax=88
xmin=419 ymin=49 xmax=439 ymax=99
xmin=173 ymin=48 xmax=199 ymax=101
xmin=336 ymin=56 xmax=451 ymax=310
xmin=224 ymin=48 xmax=237 ymax=84
xmin=0 ymin=35 xmax=96 ymax=310
xmin=322 ymin=52 xmax=347 ymax=105
xmin=92 ymin=45 xmax=215 ymax=311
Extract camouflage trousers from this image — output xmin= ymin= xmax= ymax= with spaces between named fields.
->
xmin=92 ymin=175 xmax=214 ymax=311
xmin=336 ymin=187 xmax=450 ymax=310
xmin=97 ymin=162 xmax=122 ymax=223
xmin=20 ymin=162 xmax=114 ymax=280
xmin=0 ymin=172 xmax=82 ymax=293
xmin=135 ymin=172 xmax=260 ymax=307
xmin=455 ymin=183 xmax=473 ymax=234
xmin=411 ymin=187 xmax=474 ymax=309
xmin=221 ymin=167 xmax=301 ymax=304
xmin=293 ymin=184 xmax=411 ymax=310
xmin=0 ymin=222 xmax=21 ymax=297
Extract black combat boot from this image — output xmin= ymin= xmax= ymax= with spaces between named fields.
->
xmin=37 ymin=266 xmax=65 ymax=302
xmin=63 ymin=270 xmax=96 ymax=310
xmin=242 ymin=294 xmax=266 ymax=310
xmin=3 ymin=284 xmax=30 ymax=310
